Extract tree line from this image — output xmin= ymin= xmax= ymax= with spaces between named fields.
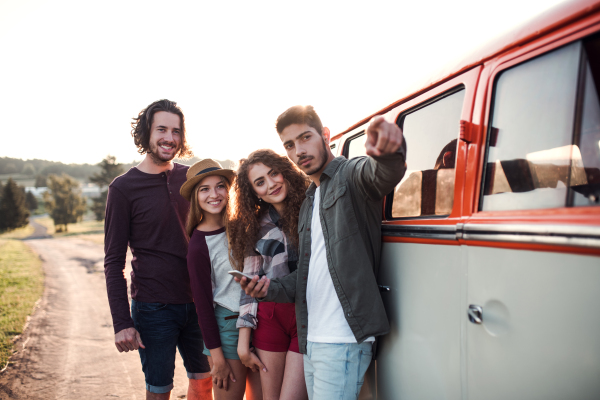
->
xmin=0 ymin=156 xmax=233 ymax=233
xmin=0 ymin=180 xmax=36 ymax=232
xmin=1 ymin=156 xmax=233 ymax=185
xmin=87 ymin=156 xmax=233 ymax=221
xmin=0 ymin=175 xmax=86 ymax=233
xmin=0 ymin=157 xmax=102 ymax=180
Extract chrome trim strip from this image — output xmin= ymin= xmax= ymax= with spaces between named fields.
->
xmin=381 ymin=224 xmax=457 ymax=241
xmin=463 ymin=223 xmax=600 ymax=237
xmin=455 ymin=223 xmax=464 ymax=240
xmin=463 ymin=223 xmax=600 ymax=249
xmin=382 ymin=223 xmax=600 ymax=249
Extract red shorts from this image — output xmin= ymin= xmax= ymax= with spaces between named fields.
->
xmin=252 ymin=302 xmax=300 ymax=353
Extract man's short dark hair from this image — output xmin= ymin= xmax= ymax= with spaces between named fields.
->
xmin=131 ymin=99 xmax=193 ymax=159
xmin=275 ymin=105 xmax=323 ymax=135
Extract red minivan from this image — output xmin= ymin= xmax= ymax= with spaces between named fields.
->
xmin=331 ymin=1 xmax=600 ymax=398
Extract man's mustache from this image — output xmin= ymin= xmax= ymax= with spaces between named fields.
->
xmin=297 ymin=156 xmax=313 ymax=166
xmin=157 ymin=141 xmax=178 ymax=148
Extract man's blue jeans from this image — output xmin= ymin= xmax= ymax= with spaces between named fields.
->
xmin=131 ymin=300 xmax=210 ymax=394
xmin=303 ymin=341 xmax=373 ymax=400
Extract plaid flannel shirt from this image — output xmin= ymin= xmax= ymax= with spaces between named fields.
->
xmin=236 ymin=207 xmax=298 ymax=329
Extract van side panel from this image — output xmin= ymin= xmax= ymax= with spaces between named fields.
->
xmin=376 ymin=242 xmax=463 ymax=400
xmin=466 ymin=246 xmax=600 ymax=400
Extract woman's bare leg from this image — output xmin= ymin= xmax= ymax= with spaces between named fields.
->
xmin=255 ymin=349 xmax=286 ymax=400
xmin=245 ymin=367 xmax=263 ymax=400
xmin=280 ymin=351 xmax=308 ymax=400
xmin=208 ymin=356 xmax=248 ymax=400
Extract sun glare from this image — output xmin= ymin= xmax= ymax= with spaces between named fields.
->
xmin=0 ymin=0 xmax=567 ymax=165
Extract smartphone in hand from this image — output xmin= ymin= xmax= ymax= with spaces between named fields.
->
xmin=228 ymin=270 xmax=256 ymax=280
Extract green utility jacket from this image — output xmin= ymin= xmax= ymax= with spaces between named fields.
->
xmin=262 ymin=145 xmax=407 ymax=354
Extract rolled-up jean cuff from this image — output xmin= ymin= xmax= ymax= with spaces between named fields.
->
xmin=188 ymin=372 xmax=211 ymax=380
xmin=146 ymin=382 xmax=173 ymax=394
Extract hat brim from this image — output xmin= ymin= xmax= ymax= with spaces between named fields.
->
xmin=180 ymin=169 xmax=236 ymax=201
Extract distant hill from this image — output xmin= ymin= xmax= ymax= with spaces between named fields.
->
xmin=0 ymin=157 xmax=99 ymax=180
xmin=119 ymin=157 xmax=236 ymax=173
xmin=0 ymin=156 xmax=235 ymax=187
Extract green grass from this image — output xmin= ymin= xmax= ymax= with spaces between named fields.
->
xmin=0 ymin=239 xmax=44 ymax=369
xmin=0 ymin=225 xmax=34 ymax=240
xmin=34 ymin=216 xmax=103 ymax=236
xmin=31 ymin=201 xmax=46 ymax=216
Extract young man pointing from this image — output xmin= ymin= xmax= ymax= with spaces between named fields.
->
xmin=238 ymin=105 xmax=407 ymax=399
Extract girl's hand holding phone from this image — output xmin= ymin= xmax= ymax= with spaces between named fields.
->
xmin=232 ymin=273 xmax=271 ymax=299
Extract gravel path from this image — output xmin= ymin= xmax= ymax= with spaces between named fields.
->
xmin=0 ymin=236 xmax=191 ymax=399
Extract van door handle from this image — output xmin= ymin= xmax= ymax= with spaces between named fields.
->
xmin=378 ymin=285 xmax=390 ymax=292
xmin=468 ymin=304 xmax=483 ymax=324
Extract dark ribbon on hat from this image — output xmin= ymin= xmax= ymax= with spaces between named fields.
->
xmin=195 ymin=166 xmax=220 ymax=176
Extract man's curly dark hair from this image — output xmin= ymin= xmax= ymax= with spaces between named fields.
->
xmin=131 ymin=99 xmax=193 ymax=159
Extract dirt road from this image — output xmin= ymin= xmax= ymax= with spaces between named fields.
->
xmin=0 ymin=234 xmax=191 ymax=399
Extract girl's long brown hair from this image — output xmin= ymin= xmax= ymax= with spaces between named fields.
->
xmin=228 ymin=149 xmax=310 ymax=271
xmin=185 ymin=175 xmax=233 ymax=239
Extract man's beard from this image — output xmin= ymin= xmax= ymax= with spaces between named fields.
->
xmin=148 ymin=141 xmax=178 ymax=165
xmin=298 ymin=138 xmax=329 ymax=176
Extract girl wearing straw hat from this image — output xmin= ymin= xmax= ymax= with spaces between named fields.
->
xmin=181 ymin=159 xmax=262 ymax=400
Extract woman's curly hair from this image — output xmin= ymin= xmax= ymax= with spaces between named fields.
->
xmin=228 ymin=149 xmax=310 ymax=271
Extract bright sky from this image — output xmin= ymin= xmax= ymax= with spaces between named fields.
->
xmin=0 ymin=0 xmax=566 ymax=165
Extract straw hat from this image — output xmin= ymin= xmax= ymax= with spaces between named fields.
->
xmin=180 ymin=159 xmax=235 ymax=201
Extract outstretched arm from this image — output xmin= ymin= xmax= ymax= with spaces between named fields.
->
xmin=353 ymin=116 xmax=407 ymax=200
xmin=365 ymin=115 xmax=404 ymax=157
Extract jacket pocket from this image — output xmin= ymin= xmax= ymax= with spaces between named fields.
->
xmin=321 ymin=184 xmax=358 ymax=243
xmin=322 ymin=184 xmax=348 ymax=209
xmin=298 ymin=219 xmax=305 ymax=233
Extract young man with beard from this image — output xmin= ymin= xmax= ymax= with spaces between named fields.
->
xmin=104 ymin=99 xmax=212 ymax=400
xmin=237 ymin=105 xmax=407 ymax=400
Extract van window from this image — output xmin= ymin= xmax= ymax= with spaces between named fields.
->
xmin=346 ymin=133 xmax=367 ymax=159
xmin=481 ymin=38 xmax=600 ymax=211
xmin=388 ymin=89 xmax=465 ymax=218
xmin=574 ymin=38 xmax=600 ymax=205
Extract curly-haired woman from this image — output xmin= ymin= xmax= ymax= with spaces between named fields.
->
xmin=228 ymin=149 xmax=310 ymax=400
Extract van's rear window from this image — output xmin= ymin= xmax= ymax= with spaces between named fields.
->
xmin=481 ymin=37 xmax=600 ymax=211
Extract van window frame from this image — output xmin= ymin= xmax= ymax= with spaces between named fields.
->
xmin=477 ymin=34 xmax=600 ymax=213
xmin=460 ymin=19 xmax=600 ymax=257
xmin=384 ymin=84 xmax=465 ymax=221
xmin=341 ymin=130 xmax=366 ymax=159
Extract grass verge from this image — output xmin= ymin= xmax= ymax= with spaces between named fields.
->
xmin=34 ymin=217 xmax=103 ymax=238
xmin=0 ymin=225 xmax=34 ymax=240
xmin=0 ymin=239 xmax=44 ymax=369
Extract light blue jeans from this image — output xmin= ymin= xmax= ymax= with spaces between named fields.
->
xmin=303 ymin=341 xmax=373 ymax=400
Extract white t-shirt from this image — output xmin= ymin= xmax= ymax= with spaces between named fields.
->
xmin=306 ymin=186 xmax=374 ymax=343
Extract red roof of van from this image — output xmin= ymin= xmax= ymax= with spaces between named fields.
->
xmin=335 ymin=0 xmax=600 ymax=139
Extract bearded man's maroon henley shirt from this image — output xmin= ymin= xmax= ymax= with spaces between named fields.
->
xmin=104 ymin=163 xmax=193 ymax=334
